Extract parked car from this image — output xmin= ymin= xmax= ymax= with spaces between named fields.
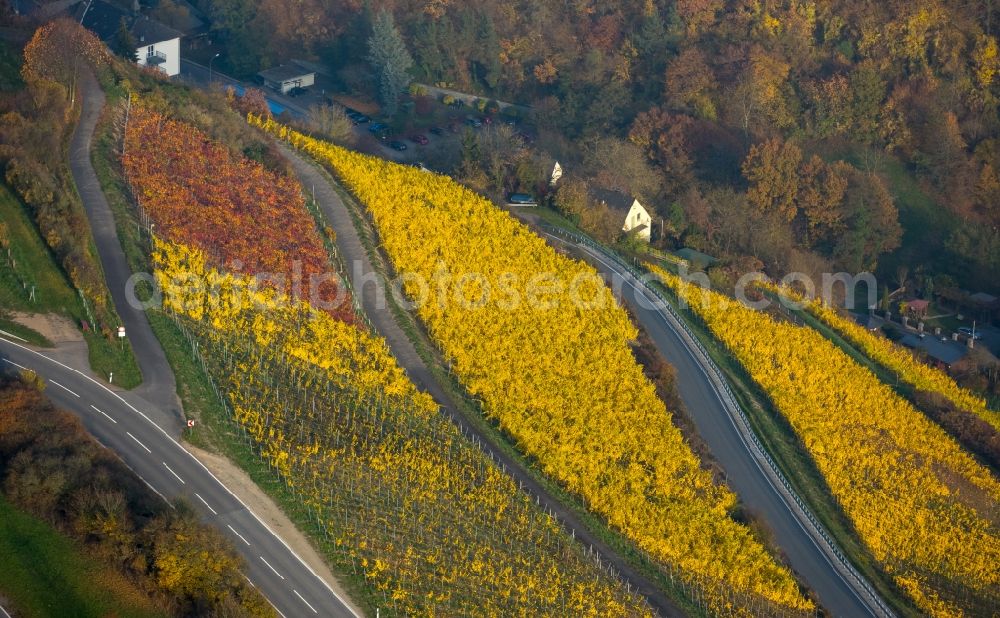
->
xmin=389 ymin=140 xmax=408 ymax=151
xmin=287 ymin=86 xmax=308 ymax=97
xmin=506 ymin=192 xmax=537 ymax=206
xmin=410 ymin=134 xmax=429 ymax=145
xmin=368 ymin=122 xmax=387 ymax=133
xmin=428 ymin=126 xmax=444 ymax=136
xmin=465 ymin=117 xmax=483 ymax=128
xmin=348 ymin=112 xmax=371 ymax=124
xmin=957 ymin=327 xmax=983 ymax=340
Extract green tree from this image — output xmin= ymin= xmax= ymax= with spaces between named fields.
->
xmin=848 ymin=60 xmax=886 ymax=143
xmin=111 ymin=19 xmax=137 ymax=62
xmin=367 ymin=10 xmax=413 ymax=116
xmin=475 ymin=15 xmax=502 ymax=89
xmin=412 ymin=15 xmax=445 ymax=81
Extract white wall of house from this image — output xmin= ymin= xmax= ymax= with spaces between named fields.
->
xmin=136 ymin=37 xmax=180 ymax=77
xmin=622 ymin=199 xmax=652 ymax=241
xmin=277 ymin=73 xmax=315 ymax=93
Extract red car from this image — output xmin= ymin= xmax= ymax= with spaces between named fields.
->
xmin=410 ymin=134 xmax=429 ymax=145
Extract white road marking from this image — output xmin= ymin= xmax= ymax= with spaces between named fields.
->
xmin=126 ymin=431 xmax=151 ymax=454
xmin=0 ymin=329 xmax=27 ymax=342
xmin=195 ymin=492 xmax=218 ymax=515
xmin=228 ymin=524 xmax=251 ymax=546
xmin=91 ymin=405 xmax=117 ymax=424
xmin=294 ymin=590 xmax=319 ymax=614
xmin=3 ymin=358 xmax=29 ymax=370
xmin=0 ymin=335 xmax=363 ymax=618
xmin=49 ymin=379 xmax=79 ymax=397
xmin=260 ymin=555 xmax=284 ymax=580
xmin=136 ymin=475 xmax=170 ymax=505
xmin=0 ymin=602 xmax=12 ymax=618
xmin=163 ymin=462 xmax=185 ymax=484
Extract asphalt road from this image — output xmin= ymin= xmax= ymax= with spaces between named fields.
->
xmin=43 ymin=68 xmax=361 ymax=617
xmin=543 ymin=233 xmax=891 ymax=618
xmin=277 ymin=145 xmax=686 ymax=617
xmin=0 ymin=334 xmax=359 ymax=618
xmin=69 ymin=69 xmax=183 ymax=432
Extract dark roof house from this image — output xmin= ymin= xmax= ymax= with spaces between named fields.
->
xmin=78 ymin=1 xmax=182 ymax=47
xmin=78 ymin=0 xmax=130 ymax=41
xmin=130 ymin=15 xmax=184 ymax=46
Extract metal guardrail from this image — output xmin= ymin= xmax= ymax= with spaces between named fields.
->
xmin=541 ymin=225 xmax=896 ymax=618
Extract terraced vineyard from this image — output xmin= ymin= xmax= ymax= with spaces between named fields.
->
xmin=123 ymin=109 xmax=655 ymax=615
xmin=758 ymin=280 xmax=1000 ymax=432
xmin=253 ymin=115 xmax=817 ymax=614
xmin=648 ymin=263 xmax=1000 ymax=617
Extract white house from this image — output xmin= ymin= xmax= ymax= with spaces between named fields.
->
xmin=622 ymin=198 xmax=652 ymax=241
xmin=592 ymin=188 xmax=653 ymax=242
xmin=131 ymin=17 xmax=182 ymax=77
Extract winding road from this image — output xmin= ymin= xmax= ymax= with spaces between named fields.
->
xmin=0 ymin=69 xmax=361 ymax=617
xmin=537 ymin=229 xmax=894 ymax=618
xmin=7 ymin=59 xmax=890 ymax=617
xmin=280 ymin=133 xmax=893 ymax=616
xmin=69 ymin=69 xmax=182 ymax=432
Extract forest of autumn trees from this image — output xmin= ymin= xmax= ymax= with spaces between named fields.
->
xmin=197 ymin=0 xmax=1000 ymax=289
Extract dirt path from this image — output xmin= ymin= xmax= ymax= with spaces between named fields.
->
xmin=8 ymin=312 xmax=82 ymax=343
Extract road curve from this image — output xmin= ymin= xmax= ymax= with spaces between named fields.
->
xmin=56 ymin=68 xmax=361 ymax=617
xmin=276 ymin=144 xmax=686 ymax=617
xmin=68 ymin=68 xmax=182 ymax=431
xmin=0 ymin=335 xmax=361 ymax=618
xmin=539 ymin=229 xmax=893 ymax=618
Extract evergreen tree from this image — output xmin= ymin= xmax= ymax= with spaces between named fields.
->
xmin=412 ymin=15 xmax=444 ymax=82
xmin=112 ymin=18 xmax=137 ymax=62
xmin=475 ymin=15 xmax=501 ymax=90
xmin=367 ymin=10 xmax=413 ymax=116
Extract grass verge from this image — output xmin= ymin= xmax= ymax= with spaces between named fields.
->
xmin=0 ymin=182 xmax=141 ymax=386
xmin=0 ymin=316 xmax=50 ymax=346
xmin=0 ymin=494 xmax=165 ymax=618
